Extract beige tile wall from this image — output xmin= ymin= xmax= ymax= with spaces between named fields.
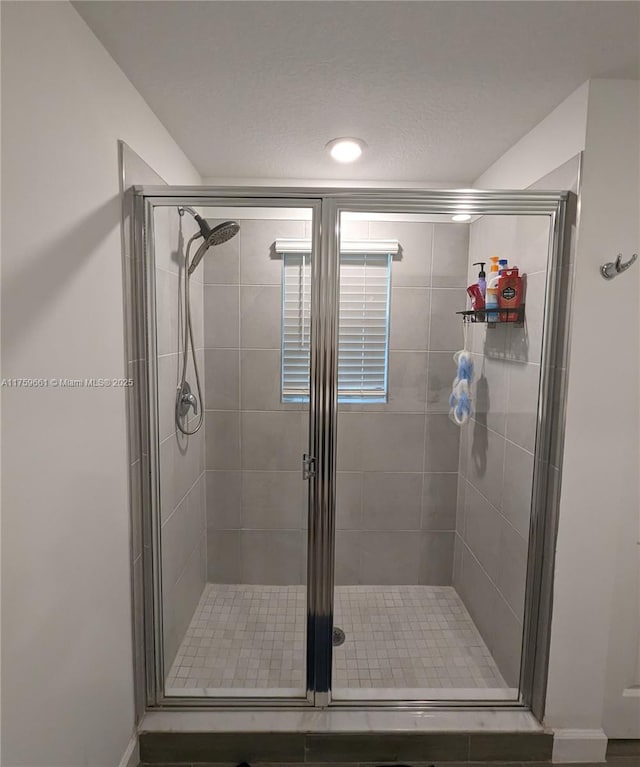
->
xmin=204 ymin=216 xmax=469 ymax=586
xmin=453 ymin=214 xmax=550 ymax=686
xmin=204 ymin=218 xmax=309 ymax=585
xmin=334 ymin=220 xmax=468 ymax=586
xmin=153 ymin=206 xmax=207 ymax=670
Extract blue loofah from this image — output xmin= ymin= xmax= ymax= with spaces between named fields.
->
xmin=455 ymin=389 xmax=471 ymax=421
xmin=450 ymin=350 xmax=474 ymax=426
xmin=458 ymin=354 xmax=474 ymax=383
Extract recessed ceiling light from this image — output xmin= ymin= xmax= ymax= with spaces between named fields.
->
xmin=326 ymin=137 xmax=366 ymax=163
xmin=451 ymin=213 xmax=472 ymax=222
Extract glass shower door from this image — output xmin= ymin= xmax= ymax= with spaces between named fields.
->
xmin=149 ymin=200 xmax=319 ymax=700
xmin=331 ymin=207 xmax=553 ymax=704
xmin=136 ymin=187 xmax=568 ymax=709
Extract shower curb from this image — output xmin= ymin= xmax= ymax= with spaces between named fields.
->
xmin=138 ymin=730 xmax=553 ymax=765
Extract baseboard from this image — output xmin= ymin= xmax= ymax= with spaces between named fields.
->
xmin=119 ymin=732 xmax=139 ymax=767
xmin=552 ymin=728 xmax=607 ymax=763
xmin=607 ymin=738 xmax=640 ymax=757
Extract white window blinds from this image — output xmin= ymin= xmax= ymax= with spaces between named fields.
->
xmin=281 ymin=253 xmax=311 ymax=400
xmin=337 ymin=252 xmax=391 ymax=400
xmin=281 ymin=245 xmax=393 ymax=403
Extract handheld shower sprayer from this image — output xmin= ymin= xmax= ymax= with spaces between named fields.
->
xmin=175 ymin=207 xmax=240 ymax=435
xmin=178 ymin=207 xmax=240 ymax=274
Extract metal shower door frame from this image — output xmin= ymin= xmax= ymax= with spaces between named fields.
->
xmin=134 ymin=191 xmax=323 ymax=708
xmin=132 ymin=186 xmax=572 ymax=718
xmin=321 ymin=191 xmax=572 ymax=718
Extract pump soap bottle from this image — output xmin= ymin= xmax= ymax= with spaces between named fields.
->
xmin=473 ymin=262 xmax=487 ymax=297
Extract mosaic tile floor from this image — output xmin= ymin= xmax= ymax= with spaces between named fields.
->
xmin=166 ymin=584 xmax=507 ymax=695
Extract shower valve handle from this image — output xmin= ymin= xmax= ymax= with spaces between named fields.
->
xmin=177 ymin=381 xmax=198 ymax=418
xmin=182 ymin=391 xmax=198 ymax=415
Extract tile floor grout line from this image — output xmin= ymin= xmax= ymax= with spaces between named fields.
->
xmin=166 ymin=584 xmax=507 ymax=694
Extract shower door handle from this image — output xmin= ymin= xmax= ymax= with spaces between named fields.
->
xmin=302 ymin=453 xmax=316 ymax=480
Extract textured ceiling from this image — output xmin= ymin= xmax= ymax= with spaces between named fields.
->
xmin=74 ymin=1 xmax=639 ymax=183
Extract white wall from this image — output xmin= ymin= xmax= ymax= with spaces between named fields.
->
xmin=474 ymin=82 xmax=589 ymax=191
xmin=0 ymin=3 xmax=200 ymax=767
xmin=476 ymin=79 xmax=640 ymax=756
xmin=544 ymin=80 xmax=639 ymax=744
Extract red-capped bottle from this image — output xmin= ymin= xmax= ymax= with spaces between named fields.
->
xmin=498 ymin=267 xmax=523 ymax=322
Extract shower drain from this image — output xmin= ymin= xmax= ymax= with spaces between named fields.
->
xmin=332 ymin=626 xmax=346 ymax=646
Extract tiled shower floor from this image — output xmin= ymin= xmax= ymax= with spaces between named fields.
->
xmin=166 ymin=584 xmax=509 ymax=697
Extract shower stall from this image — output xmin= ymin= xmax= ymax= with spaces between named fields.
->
xmin=130 ymin=186 xmax=571 ymax=713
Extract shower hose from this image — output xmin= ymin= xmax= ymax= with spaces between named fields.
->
xmin=175 ymin=232 xmax=205 ymax=436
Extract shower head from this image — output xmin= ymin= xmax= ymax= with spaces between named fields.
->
xmin=205 ymin=220 xmax=241 ymax=247
xmin=178 ymin=207 xmax=240 ymax=275
xmin=187 ymin=220 xmax=240 ymax=276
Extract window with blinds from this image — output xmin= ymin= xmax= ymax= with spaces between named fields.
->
xmin=337 ymin=252 xmax=391 ymax=401
xmin=281 ymin=253 xmax=312 ymax=400
xmin=281 ymin=250 xmax=392 ymax=403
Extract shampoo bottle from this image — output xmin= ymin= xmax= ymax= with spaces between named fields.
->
xmin=487 ymin=260 xmax=501 ymax=289
xmin=486 ymin=258 xmax=501 ymax=322
xmin=498 ymin=267 xmax=523 ymax=322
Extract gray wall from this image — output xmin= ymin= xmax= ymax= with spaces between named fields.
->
xmin=204 ymin=215 xmax=469 ymax=586
xmin=453 ymin=214 xmax=550 ymax=686
xmin=155 ymin=206 xmax=207 ymax=669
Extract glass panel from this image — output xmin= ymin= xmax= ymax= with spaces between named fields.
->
xmin=332 ymin=210 xmax=550 ymax=702
xmin=152 ymin=203 xmax=314 ymax=698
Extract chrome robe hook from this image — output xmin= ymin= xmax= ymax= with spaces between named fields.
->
xmin=601 ymin=253 xmax=638 ymax=280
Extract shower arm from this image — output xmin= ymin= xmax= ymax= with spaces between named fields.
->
xmin=178 ymin=205 xmax=208 ymax=243
xmin=178 ymin=205 xmax=199 ymax=220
